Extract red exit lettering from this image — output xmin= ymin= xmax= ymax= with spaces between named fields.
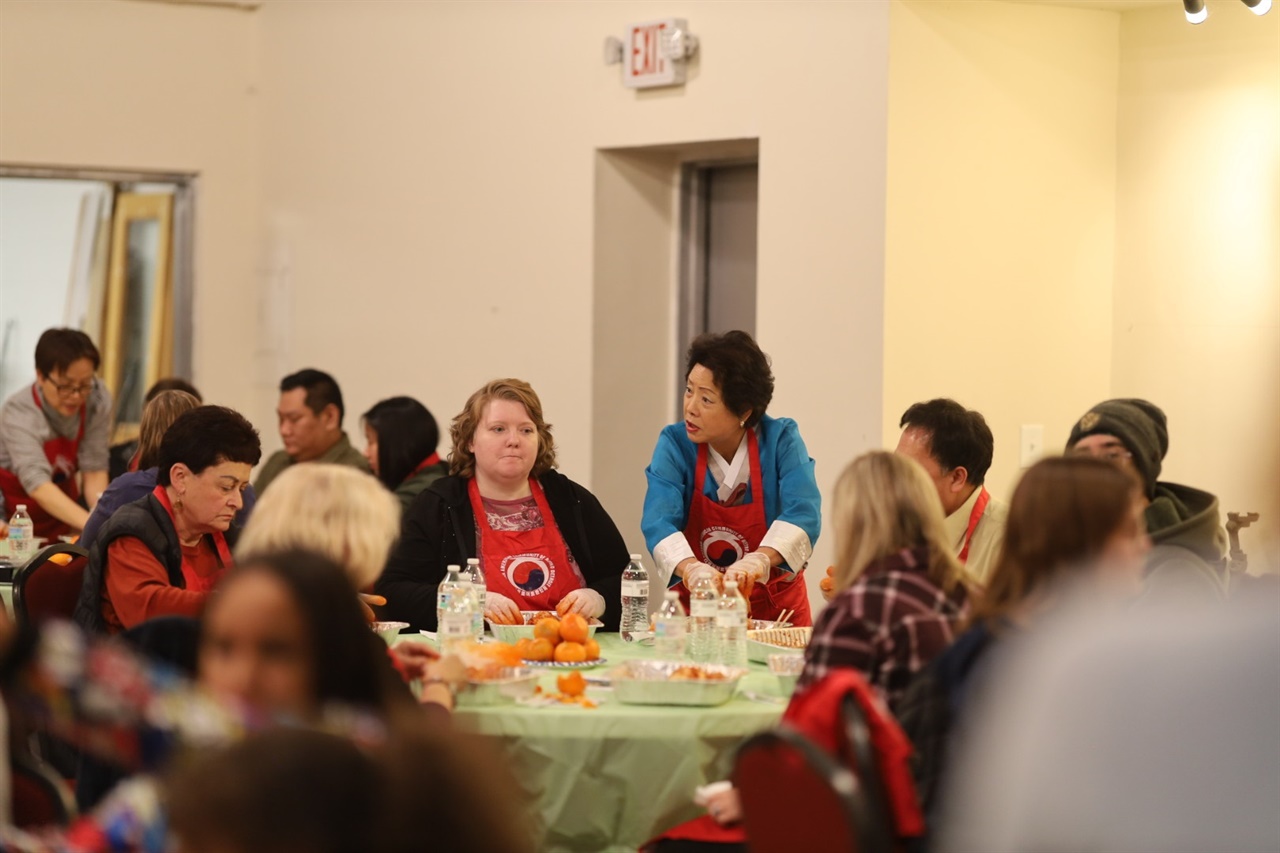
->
xmin=629 ymin=23 xmax=667 ymax=77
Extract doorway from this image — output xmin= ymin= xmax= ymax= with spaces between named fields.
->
xmin=677 ymin=161 xmax=759 ymax=409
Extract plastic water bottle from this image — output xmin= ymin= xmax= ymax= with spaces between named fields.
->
xmin=716 ymin=579 xmax=748 ymax=667
xmin=619 ymin=553 xmax=650 ymax=641
xmin=463 ymin=557 xmax=486 ymax=640
xmin=8 ymin=505 xmax=34 ymax=561
xmin=654 ymin=589 xmax=688 ymax=659
xmin=437 ymin=564 xmax=473 ymax=651
xmin=689 ymin=573 xmax=719 ymax=662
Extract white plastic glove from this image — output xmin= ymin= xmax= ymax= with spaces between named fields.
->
xmin=556 ymin=587 xmax=606 ymax=620
xmin=483 ymin=590 xmax=522 ymax=625
xmin=724 ymin=551 xmax=772 ymax=590
xmin=681 ymin=561 xmax=722 ymax=592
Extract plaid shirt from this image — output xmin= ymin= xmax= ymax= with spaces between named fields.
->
xmin=797 ymin=546 xmax=969 ymax=710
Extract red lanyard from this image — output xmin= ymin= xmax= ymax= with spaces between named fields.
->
xmin=957 ymin=487 xmax=991 ymax=564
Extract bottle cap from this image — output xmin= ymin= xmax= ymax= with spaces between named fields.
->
xmin=16 ymin=504 xmax=26 ymax=511
xmin=466 ymin=557 xmax=479 ymax=565
xmin=629 ymin=553 xmax=642 ymax=560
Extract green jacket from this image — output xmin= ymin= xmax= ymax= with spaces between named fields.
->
xmin=1143 ymin=481 xmax=1228 ymax=601
xmin=252 ymin=431 xmax=372 ymax=495
xmin=393 ymin=460 xmax=449 ymax=514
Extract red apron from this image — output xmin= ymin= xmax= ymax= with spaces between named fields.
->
xmin=957 ymin=487 xmax=991 ymax=564
xmin=0 ymin=385 xmax=85 ymax=540
xmin=468 ymin=477 xmax=582 ymax=610
xmin=681 ymin=430 xmax=811 ymax=626
xmin=151 ymin=484 xmax=232 ymax=591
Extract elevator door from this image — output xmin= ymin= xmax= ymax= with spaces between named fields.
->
xmin=677 ymin=162 xmax=759 ymax=408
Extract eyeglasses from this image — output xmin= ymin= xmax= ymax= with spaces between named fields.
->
xmin=1069 ymin=447 xmax=1133 ymax=463
xmin=46 ymin=377 xmax=97 ymax=398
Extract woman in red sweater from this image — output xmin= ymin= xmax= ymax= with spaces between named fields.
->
xmin=73 ymin=405 xmax=261 ymax=635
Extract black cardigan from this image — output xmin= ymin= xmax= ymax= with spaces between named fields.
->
xmin=376 ymin=470 xmax=629 ymax=631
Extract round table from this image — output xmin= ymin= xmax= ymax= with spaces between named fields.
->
xmin=404 ymin=631 xmax=787 ymax=853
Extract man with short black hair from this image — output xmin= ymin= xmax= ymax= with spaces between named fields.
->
xmin=252 ymin=369 xmax=370 ymax=495
xmin=1066 ymin=398 xmax=1226 ymax=599
xmin=894 ymin=398 xmax=1008 ymax=584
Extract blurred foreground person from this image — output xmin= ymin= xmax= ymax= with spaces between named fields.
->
xmin=168 ymin=718 xmax=533 ymax=853
xmin=938 ymin=594 xmax=1279 ymax=853
xmin=1067 ymin=398 xmax=1227 ymax=599
xmin=897 ymin=455 xmax=1150 ymax=843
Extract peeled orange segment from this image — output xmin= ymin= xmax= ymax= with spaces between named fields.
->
xmin=557 ymin=671 xmax=587 ymax=697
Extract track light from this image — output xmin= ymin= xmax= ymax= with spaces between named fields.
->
xmin=1242 ymin=0 xmax=1272 ymax=15
xmin=1183 ymin=0 xmax=1208 ymax=23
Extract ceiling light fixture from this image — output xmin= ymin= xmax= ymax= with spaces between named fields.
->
xmin=1242 ymin=0 xmax=1272 ymax=15
xmin=1183 ymin=0 xmax=1209 ymax=23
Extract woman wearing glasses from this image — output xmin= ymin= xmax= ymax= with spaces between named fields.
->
xmin=0 ymin=328 xmax=113 ymax=540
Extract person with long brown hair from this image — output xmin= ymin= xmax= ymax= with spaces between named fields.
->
xmin=796 ymin=451 xmax=972 ymax=707
xmin=377 ymin=379 xmax=629 ymax=631
xmin=897 ymin=454 xmax=1150 ymax=840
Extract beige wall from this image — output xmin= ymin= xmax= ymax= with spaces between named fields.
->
xmin=1114 ymin=2 xmax=1280 ymax=572
xmin=0 ymin=0 xmax=262 ymax=420
xmin=257 ymin=1 xmax=892 ymax=607
xmin=885 ymin=0 xmax=1120 ymax=502
xmin=3 ymin=0 xmax=1274 ymax=587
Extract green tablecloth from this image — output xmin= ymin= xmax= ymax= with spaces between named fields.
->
xmin=428 ymin=632 xmax=787 ymax=853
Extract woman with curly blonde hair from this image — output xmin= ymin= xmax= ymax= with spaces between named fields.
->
xmin=377 ymin=379 xmax=629 ymax=631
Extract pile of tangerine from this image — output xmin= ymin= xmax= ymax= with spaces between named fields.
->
xmin=516 ymin=613 xmax=601 ymax=663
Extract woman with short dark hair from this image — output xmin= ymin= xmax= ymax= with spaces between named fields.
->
xmin=73 ymin=405 xmax=261 ymax=635
xmin=642 ymin=330 xmax=822 ymax=625
xmin=361 ymin=396 xmax=449 ymax=513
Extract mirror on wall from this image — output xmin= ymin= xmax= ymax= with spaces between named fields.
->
xmin=0 ymin=170 xmax=194 ymax=449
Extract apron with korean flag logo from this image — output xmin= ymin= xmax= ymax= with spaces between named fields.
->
xmin=680 ymin=429 xmax=811 ymax=626
xmin=0 ymin=385 xmax=85 ymax=540
xmin=468 ymin=477 xmax=582 ymax=610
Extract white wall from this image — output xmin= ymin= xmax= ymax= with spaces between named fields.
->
xmin=1114 ymin=2 xmax=1280 ymax=572
xmin=0 ymin=0 xmax=262 ymax=419
xmin=885 ymin=0 xmax=1120 ymax=502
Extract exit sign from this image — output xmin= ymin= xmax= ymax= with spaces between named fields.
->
xmin=623 ymin=18 xmax=688 ymax=89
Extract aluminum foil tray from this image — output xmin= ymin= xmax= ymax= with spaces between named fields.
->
xmin=610 ymin=660 xmax=747 ymax=707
